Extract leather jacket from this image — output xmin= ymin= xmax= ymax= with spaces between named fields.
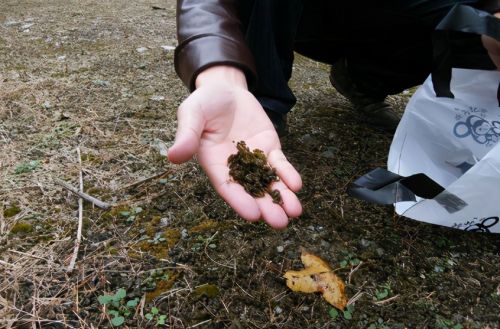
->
xmin=175 ymin=0 xmax=258 ymax=91
xmin=174 ymin=0 xmax=500 ymax=92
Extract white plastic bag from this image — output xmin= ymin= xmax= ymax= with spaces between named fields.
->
xmin=349 ymin=5 xmax=500 ymax=233
xmin=388 ymin=68 xmax=500 ymax=233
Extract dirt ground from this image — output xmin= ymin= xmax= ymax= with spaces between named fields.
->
xmin=1 ymin=1 xmax=499 ymax=328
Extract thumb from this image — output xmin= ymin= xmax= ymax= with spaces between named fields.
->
xmin=167 ymin=98 xmax=205 ymax=164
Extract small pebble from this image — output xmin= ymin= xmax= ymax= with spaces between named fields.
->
xmin=42 ymin=101 xmax=51 ymax=109
xmin=21 ymin=23 xmax=33 ymax=30
xmin=4 ymin=20 xmax=20 ymax=27
xmin=150 ymin=95 xmax=165 ymax=101
xmin=321 ymin=150 xmax=335 ymax=159
xmin=160 ymin=217 xmax=170 ymax=226
xmin=301 ymin=134 xmax=317 ymax=149
xmin=161 ymin=45 xmax=175 ymax=51
xmin=359 ymin=238 xmax=371 ymax=248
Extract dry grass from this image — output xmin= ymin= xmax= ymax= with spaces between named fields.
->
xmin=0 ymin=1 xmax=186 ymax=327
xmin=1 ymin=1 xmax=499 ymax=328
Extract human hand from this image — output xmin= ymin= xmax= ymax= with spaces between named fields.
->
xmin=168 ymin=66 xmax=302 ymax=228
xmin=482 ymin=12 xmax=500 ymax=70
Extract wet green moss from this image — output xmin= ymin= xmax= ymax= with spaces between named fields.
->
xmin=81 ymin=152 xmax=102 ymax=164
xmin=10 ymin=221 xmax=33 ymax=234
xmin=190 ymin=219 xmax=219 ymax=233
xmin=107 ymin=246 xmax=119 ymax=255
xmin=145 ymin=272 xmax=178 ymax=302
xmin=4 ymin=205 xmax=21 ymax=218
xmin=101 ymin=205 xmax=131 ymax=221
xmin=193 ymin=284 xmax=219 ymax=299
xmin=137 ymin=228 xmax=180 ymax=259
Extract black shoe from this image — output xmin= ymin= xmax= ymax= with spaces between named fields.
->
xmin=264 ymin=108 xmax=288 ymax=137
xmin=329 ymin=59 xmax=400 ymax=133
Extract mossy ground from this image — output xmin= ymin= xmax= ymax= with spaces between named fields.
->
xmin=0 ymin=1 xmax=499 ymax=328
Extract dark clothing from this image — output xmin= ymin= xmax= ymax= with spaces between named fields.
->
xmin=175 ymin=0 xmax=499 ymax=115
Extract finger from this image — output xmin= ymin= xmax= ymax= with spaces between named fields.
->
xmin=272 ymin=181 xmax=302 ymax=218
xmin=167 ymin=99 xmax=205 ymax=164
xmin=267 ymin=149 xmax=302 ymax=192
xmin=482 ymin=34 xmax=500 ymax=69
xmin=205 ymin=163 xmax=261 ymax=222
xmin=256 ymin=196 xmax=289 ymax=229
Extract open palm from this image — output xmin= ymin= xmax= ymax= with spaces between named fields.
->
xmin=168 ymin=85 xmax=302 ymax=228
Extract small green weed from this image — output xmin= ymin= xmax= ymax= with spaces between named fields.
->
xmin=436 ymin=316 xmax=463 ymax=329
xmin=141 ymin=269 xmax=169 ymax=291
xmin=97 ymin=288 xmax=139 ymax=326
xmin=373 ymin=282 xmax=392 ymax=301
xmin=342 ymin=305 xmax=354 ymax=320
xmin=191 ymin=234 xmax=217 ymax=252
xmin=328 ymin=307 xmax=339 ymax=320
xmin=368 ymin=318 xmax=390 ymax=329
xmin=14 ymin=160 xmax=41 ymax=174
xmin=148 ymin=232 xmax=166 ymax=245
xmin=33 ymin=123 xmax=80 ymax=150
xmin=327 ymin=305 xmax=354 ymax=321
xmin=120 ymin=207 xmax=143 ymax=223
xmin=145 ymin=306 xmax=167 ymax=326
xmin=339 ymin=252 xmax=361 ymax=268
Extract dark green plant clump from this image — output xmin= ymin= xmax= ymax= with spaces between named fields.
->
xmin=227 ymin=141 xmax=282 ymax=204
xmin=4 ymin=205 xmax=21 ymax=218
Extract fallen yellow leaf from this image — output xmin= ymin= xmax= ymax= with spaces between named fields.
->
xmin=284 ymin=250 xmax=347 ymax=310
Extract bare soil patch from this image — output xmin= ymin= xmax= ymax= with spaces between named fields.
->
xmin=1 ymin=1 xmax=499 ymax=328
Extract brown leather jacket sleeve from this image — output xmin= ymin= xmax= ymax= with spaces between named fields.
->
xmin=175 ymin=0 xmax=257 ymax=91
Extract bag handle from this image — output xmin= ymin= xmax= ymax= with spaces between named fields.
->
xmin=347 ymin=168 xmax=468 ymax=214
xmin=432 ymin=4 xmax=500 ymax=99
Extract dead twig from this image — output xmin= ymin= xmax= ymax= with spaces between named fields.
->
xmin=114 ymin=189 xmax=169 ymax=207
xmin=118 ymin=169 xmax=170 ymax=191
xmin=67 ymin=147 xmax=84 ymax=273
xmin=347 ymin=290 xmax=365 ymax=306
xmin=0 ymin=260 xmax=15 ymax=267
xmin=7 ymin=249 xmax=50 ymax=263
xmin=55 ymin=178 xmax=111 ymax=210
xmin=203 ymin=231 xmax=236 ymax=270
xmin=235 ymin=282 xmax=256 ymax=299
xmin=348 ymin=261 xmax=363 ymax=284
xmin=373 ymin=294 xmax=400 ymax=306
xmin=187 ymin=319 xmax=212 ymax=328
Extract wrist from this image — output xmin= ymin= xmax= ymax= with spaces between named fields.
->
xmin=195 ymin=65 xmax=248 ymax=90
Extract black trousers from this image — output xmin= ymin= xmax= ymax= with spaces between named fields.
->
xmin=241 ymin=0 xmax=481 ymax=115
